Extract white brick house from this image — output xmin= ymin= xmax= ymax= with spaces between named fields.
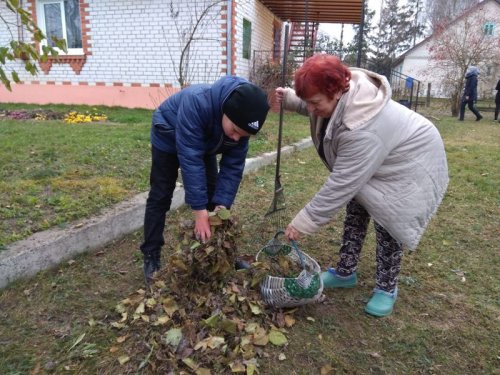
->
xmin=0 ymin=0 xmax=283 ymax=108
xmin=393 ymin=0 xmax=500 ymax=100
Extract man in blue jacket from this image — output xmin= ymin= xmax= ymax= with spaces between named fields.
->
xmin=141 ymin=76 xmax=270 ymax=284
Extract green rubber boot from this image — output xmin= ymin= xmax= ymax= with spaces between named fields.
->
xmin=364 ymin=288 xmax=398 ymax=317
xmin=320 ymin=268 xmax=357 ymax=288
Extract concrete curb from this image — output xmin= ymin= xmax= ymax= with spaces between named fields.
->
xmin=0 ymin=138 xmax=313 ymax=289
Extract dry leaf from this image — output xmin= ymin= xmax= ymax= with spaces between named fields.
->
xmin=229 ymin=361 xmax=246 ymax=372
xmin=252 ymin=327 xmax=269 ymax=346
xmin=116 ymin=335 xmax=128 ymax=343
xmin=194 ymin=336 xmax=225 ymax=351
xmin=134 ymin=302 xmax=145 ymax=315
xmin=182 ymin=357 xmax=198 ymax=370
xmin=320 ymin=364 xmax=333 ymax=374
xmin=284 ymin=315 xmax=296 ymax=327
xmin=153 ymin=315 xmax=170 ymax=326
xmin=196 ymin=368 xmax=212 ymax=375
xmin=163 ymin=328 xmax=183 ymax=347
xmin=117 ymin=355 xmax=130 ymax=365
xmin=268 ymin=330 xmax=287 ymax=346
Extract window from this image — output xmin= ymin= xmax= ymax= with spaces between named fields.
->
xmin=484 ymin=22 xmax=495 ymax=36
xmin=242 ymin=19 xmax=251 ymax=60
xmin=37 ymin=0 xmax=83 ymax=54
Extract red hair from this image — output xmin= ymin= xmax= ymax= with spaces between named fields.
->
xmin=294 ymin=54 xmax=351 ymax=100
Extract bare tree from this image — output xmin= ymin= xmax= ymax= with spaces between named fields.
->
xmin=427 ymin=12 xmax=500 ymax=115
xmin=424 ymin=0 xmax=481 ymax=32
xmin=0 ymin=0 xmax=65 ymax=90
xmin=165 ymin=0 xmax=226 ymax=87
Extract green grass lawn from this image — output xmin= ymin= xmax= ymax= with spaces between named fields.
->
xmin=0 ymin=103 xmax=310 ymax=248
xmin=0 ymin=106 xmax=498 ymax=374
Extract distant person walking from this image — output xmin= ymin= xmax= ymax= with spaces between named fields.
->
xmin=459 ymin=66 xmax=482 ymax=121
xmin=495 ymin=78 xmax=500 ymax=122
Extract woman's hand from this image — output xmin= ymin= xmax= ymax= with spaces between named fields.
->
xmin=284 ymin=224 xmax=301 ymax=241
xmin=275 ymin=87 xmax=286 ymax=104
xmin=194 ymin=209 xmax=211 ymax=242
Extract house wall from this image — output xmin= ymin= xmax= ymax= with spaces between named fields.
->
xmin=233 ymin=0 xmax=276 ymax=78
xmin=395 ymin=0 xmax=500 ymax=99
xmin=394 ymin=41 xmax=449 ymax=98
xmin=0 ymin=0 xmax=278 ymax=109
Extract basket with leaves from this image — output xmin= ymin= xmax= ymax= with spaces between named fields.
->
xmin=255 ymin=231 xmax=323 ymax=308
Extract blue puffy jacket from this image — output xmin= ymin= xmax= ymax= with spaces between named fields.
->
xmin=150 ymin=76 xmax=250 ymax=210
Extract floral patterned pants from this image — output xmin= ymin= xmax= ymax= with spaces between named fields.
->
xmin=336 ymin=199 xmax=403 ymax=293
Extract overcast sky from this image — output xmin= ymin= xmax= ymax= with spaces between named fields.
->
xmin=318 ymin=0 xmax=383 ymax=43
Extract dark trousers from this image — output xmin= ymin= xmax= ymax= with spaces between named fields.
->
xmin=459 ymin=99 xmax=482 ymax=120
xmin=495 ymin=99 xmax=499 ymax=120
xmin=140 ymin=146 xmax=218 ymax=256
xmin=335 ymin=199 xmax=403 ymax=293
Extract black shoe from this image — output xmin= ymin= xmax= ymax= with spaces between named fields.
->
xmin=476 ymin=115 xmax=483 ymax=121
xmin=143 ymin=252 xmax=161 ymax=285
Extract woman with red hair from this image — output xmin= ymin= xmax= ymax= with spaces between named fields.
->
xmin=276 ymin=54 xmax=449 ymax=317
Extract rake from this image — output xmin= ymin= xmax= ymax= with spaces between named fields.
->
xmin=264 ymin=23 xmax=290 ymax=231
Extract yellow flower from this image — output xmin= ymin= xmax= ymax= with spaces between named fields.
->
xmin=64 ymin=111 xmax=108 ymax=124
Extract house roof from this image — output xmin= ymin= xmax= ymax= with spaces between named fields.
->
xmin=259 ymin=0 xmax=364 ymax=24
xmin=393 ymin=0 xmax=500 ymax=66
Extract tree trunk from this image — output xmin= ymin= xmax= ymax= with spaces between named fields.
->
xmin=450 ymin=91 xmax=460 ymax=117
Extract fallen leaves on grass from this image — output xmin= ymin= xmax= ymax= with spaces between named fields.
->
xmin=108 ymin=210 xmax=296 ymax=374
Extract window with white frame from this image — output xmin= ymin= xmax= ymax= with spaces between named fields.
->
xmin=36 ymin=0 xmax=82 ymax=54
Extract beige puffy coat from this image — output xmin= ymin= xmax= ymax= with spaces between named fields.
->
xmin=283 ymin=68 xmax=449 ymax=250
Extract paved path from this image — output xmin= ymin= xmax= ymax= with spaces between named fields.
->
xmin=0 ymin=138 xmax=313 ymax=289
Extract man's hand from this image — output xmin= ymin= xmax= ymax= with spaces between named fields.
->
xmin=194 ymin=209 xmax=211 ymax=242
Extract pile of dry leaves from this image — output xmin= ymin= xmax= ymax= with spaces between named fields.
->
xmin=109 ymin=210 xmax=299 ymax=374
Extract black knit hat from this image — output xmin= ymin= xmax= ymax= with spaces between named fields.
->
xmin=222 ymin=83 xmax=270 ymax=135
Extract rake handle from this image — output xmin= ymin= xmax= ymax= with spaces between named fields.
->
xmin=274 ymin=23 xmax=289 ymax=187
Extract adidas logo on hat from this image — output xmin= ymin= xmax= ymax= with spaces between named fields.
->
xmin=248 ymin=120 xmax=259 ymax=130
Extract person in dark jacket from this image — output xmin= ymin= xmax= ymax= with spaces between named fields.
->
xmin=141 ymin=76 xmax=270 ymax=284
xmin=459 ymin=66 xmax=483 ymax=121
xmin=495 ymin=78 xmax=500 ymax=121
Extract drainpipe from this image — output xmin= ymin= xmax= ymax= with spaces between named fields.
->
xmin=226 ymin=0 xmax=232 ymax=75
xmin=17 ymin=0 xmax=25 ymax=43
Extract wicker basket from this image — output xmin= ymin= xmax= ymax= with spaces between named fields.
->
xmin=256 ymin=234 xmax=323 ymax=308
